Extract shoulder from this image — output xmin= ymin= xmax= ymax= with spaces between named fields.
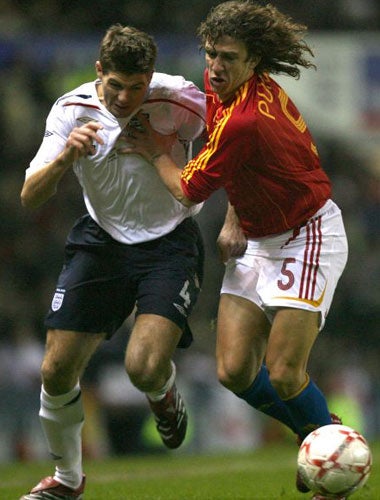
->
xmin=150 ymin=72 xmax=193 ymax=91
xmin=44 ymin=81 xmax=106 ymax=134
xmin=148 ymin=72 xmax=204 ymax=101
xmin=54 ymin=81 xmax=101 ymax=110
xmin=48 ymin=81 xmax=104 ymax=127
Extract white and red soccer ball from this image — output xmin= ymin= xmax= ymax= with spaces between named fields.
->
xmin=297 ymin=424 xmax=372 ymax=497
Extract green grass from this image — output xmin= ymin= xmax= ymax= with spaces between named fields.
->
xmin=1 ymin=441 xmax=378 ymax=499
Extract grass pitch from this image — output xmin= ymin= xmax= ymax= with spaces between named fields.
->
xmin=2 ymin=441 xmax=378 ymax=499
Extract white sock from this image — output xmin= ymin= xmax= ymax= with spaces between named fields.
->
xmin=39 ymin=383 xmax=84 ymax=489
xmin=146 ymin=361 xmax=176 ymax=402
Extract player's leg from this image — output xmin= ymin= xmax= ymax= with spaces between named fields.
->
xmin=216 ymin=293 xmax=298 ymax=433
xmin=216 ymin=293 xmax=268 ymax=393
xmin=21 ymin=329 xmax=105 ymax=500
xmin=125 ymin=314 xmax=187 ymax=449
xmin=262 ymin=201 xmax=348 ymax=439
xmin=261 ymin=201 xmax=348 ymax=494
xmin=41 ymin=329 xmax=106 ymax=396
xmin=264 ymin=308 xmax=342 ymax=495
xmin=21 ymin=215 xmax=128 ymax=499
xmin=265 ymin=308 xmax=332 ymax=439
xmin=124 ymin=217 xmax=203 ymax=449
xmin=41 ymin=330 xmax=105 ymax=486
xmin=124 ymin=269 xmax=196 ymax=450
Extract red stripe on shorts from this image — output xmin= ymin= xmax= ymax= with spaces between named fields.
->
xmin=299 ymin=216 xmax=322 ymax=300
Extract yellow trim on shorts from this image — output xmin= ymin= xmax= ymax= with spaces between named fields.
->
xmin=273 ymin=285 xmax=326 ymax=308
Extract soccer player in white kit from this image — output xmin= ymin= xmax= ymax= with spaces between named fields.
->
xmin=20 ymin=25 xmax=205 ymax=499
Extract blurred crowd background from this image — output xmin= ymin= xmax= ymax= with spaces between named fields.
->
xmin=0 ymin=0 xmax=379 ymax=462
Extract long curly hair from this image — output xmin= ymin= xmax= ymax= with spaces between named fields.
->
xmin=197 ymin=1 xmax=315 ymax=78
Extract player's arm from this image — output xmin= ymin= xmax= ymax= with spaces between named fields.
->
xmin=217 ymin=202 xmax=247 ymax=263
xmin=122 ymin=112 xmax=195 ymax=207
xmin=21 ymin=121 xmax=104 ymax=209
xmin=20 ymin=155 xmax=72 ymax=209
xmin=151 ymin=154 xmax=194 ymax=207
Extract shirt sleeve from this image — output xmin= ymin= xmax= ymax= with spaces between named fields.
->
xmin=181 ymin=114 xmax=249 ymax=203
xmin=173 ymin=80 xmax=206 ymax=141
xmin=26 ymin=101 xmax=73 ymax=178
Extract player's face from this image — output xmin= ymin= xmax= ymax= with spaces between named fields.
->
xmin=96 ymin=62 xmax=153 ymax=118
xmin=205 ymin=36 xmax=258 ymax=102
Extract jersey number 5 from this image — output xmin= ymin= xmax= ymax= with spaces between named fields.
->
xmin=277 ymin=257 xmax=296 ymax=291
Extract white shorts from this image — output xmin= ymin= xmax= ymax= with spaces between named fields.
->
xmin=221 ymin=200 xmax=348 ymax=330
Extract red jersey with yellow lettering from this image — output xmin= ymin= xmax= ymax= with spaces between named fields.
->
xmin=181 ymin=70 xmax=331 ymax=237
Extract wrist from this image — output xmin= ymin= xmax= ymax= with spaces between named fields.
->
xmin=55 ymin=152 xmax=72 ymax=171
xmin=150 ymin=152 xmax=163 ymax=163
xmin=150 ymin=152 xmax=170 ymax=165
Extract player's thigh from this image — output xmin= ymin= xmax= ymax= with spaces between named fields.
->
xmin=216 ymin=293 xmax=270 ymax=377
xmin=42 ymin=329 xmax=106 ymax=393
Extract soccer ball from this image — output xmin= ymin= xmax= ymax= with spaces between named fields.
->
xmin=297 ymin=424 xmax=372 ymax=497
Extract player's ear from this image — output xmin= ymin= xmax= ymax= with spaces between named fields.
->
xmin=147 ymin=70 xmax=154 ymax=85
xmin=95 ymin=61 xmax=103 ymax=77
xmin=249 ymin=55 xmax=261 ymax=71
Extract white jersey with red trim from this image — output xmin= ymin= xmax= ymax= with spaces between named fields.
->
xmin=27 ymin=73 xmax=206 ymax=244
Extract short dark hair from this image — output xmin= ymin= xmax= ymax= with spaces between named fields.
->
xmin=99 ymin=24 xmax=157 ymax=75
xmin=197 ymin=1 xmax=315 ymax=78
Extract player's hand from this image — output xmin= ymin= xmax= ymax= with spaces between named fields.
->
xmin=217 ymin=226 xmax=247 ymax=263
xmin=63 ymin=121 xmax=104 ymax=163
xmin=217 ymin=204 xmax=247 ymax=263
xmin=118 ymin=111 xmax=177 ymax=163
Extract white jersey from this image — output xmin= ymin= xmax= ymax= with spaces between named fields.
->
xmin=27 ymin=73 xmax=206 ymax=244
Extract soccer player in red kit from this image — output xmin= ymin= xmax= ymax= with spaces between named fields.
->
xmin=125 ymin=3 xmax=348 ymax=498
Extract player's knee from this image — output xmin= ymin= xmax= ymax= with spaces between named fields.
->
xmin=126 ymin=355 xmax=161 ymax=392
xmin=40 ymin=357 xmax=76 ymax=395
xmin=127 ymin=365 xmax=155 ymax=391
xmin=217 ymin=358 xmax=251 ymax=393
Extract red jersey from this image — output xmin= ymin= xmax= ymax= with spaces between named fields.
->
xmin=181 ymin=70 xmax=331 ymax=237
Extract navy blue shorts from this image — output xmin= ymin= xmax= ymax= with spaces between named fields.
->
xmin=45 ymin=215 xmax=204 ymax=348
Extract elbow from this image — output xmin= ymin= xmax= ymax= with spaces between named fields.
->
xmin=180 ymin=196 xmax=197 ymax=208
xmin=20 ymin=189 xmax=31 ymax=209
xmin=174 ymin=188 xmax=196 ymax=207
xmin=20 ymin=194 xmax=36 ymax=209
xmin=20 ymin=188 xmax=43 ymax=210
xmin=177 ymin=183 xmax=197 ymax=207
